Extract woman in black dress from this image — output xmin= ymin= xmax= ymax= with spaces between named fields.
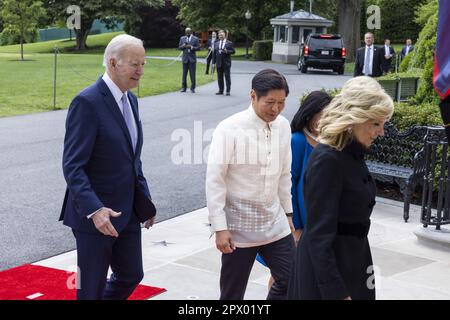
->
xmin=288 ymin=76 xmax=394 ymax=300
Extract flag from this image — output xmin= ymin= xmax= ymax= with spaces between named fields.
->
xmin=434 ymin=0 xmax=450 ymax=100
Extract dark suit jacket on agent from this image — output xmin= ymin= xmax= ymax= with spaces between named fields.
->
xmin=382 ymin=45 xmax=396 ymax=73
xmin=178 ymin=35 xmax=200 ymax=90
xmin=400 ymin=45 xmax=414 ymax=60
xmin=60 ymin=77 xmax=152 ymax=299
xmin=354 ymin=45 xmax=383 ymax=77
xmin=212 ymin=39 xmax=235 ymax=93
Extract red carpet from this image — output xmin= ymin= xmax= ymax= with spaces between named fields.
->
xmin=0 ymin=264 xmax=166 ymax=300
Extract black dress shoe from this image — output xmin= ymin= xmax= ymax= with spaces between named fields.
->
xmin=180 ymin=89 xmax=186 ymax=93
xmin=216 ymin=92 xmax=223 ymax=95
xmin=226 ymin=92 xmax=230 ymax=96
xmin=191 ymin=89 xmax=195 ymax=93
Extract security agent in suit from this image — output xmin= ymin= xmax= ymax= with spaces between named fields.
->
xmin=178 ymin=27 xmax=200 ymax=93
xmin=60 ymin=34 xmax=156 ymax=300
xmin=400 ymin=39 xmax=414 ymax=60
xmin=382 ymin=39 xmax=396 ymax=74
xmin=212 ymin=30 xmax=235 ymax=96
xmin=206 ymin=32 xmax=217 ymax=75
xmin=354 ymin=32 xmax=384 ymax=78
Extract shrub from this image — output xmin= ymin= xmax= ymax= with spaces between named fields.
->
xmin=399 ymin=53 xmax=412 ymax=73
xmin=391 ymin=102 xmax=442 ymax=131
xmin=0 ymin=28 xmax=38 ymax=46
xmin=252 ymin=40 xmax=272 ymax=61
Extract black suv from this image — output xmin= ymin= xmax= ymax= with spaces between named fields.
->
xmin=297 ymin=34 xmax=346 ymax=75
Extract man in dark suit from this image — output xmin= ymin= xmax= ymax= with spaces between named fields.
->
xmin=60 ymin=34 xmax=155 ymax=300
xmin=354 ymin=32 xmax=383 ymax=78
xmin=205 ymin=31 xmax=217 ymax=75
xmin=212 ymin=30 xmax=235 ymax=96
xmin=382 ymin=38 xmax=396 ymax=74
xmin=178 ymin=27 xmax=200 ymax=93
xmin=400 ymin=39 xmax=414 ymax=60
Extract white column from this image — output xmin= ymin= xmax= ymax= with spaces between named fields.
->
xmin=288 ymin=26 xmax=293 ymax=44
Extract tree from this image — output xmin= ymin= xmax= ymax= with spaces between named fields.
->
xmin=172 ymin=0 xmax=289 ymax=40
xmin=125 ymin=0 xmax=184 ymax=48
xmin=173 ymin=0 xmax=362 ymax=62
xmin=337 ymin=0 xmax=361 ymax=62
xmin=44 ymin=0 xmax=164 ymax=51
xmin=410 ymin=0 xmax=438 ymax=104
xmin=377 ymin=0 xmax=425 ymax=43
xmin=0 ymin=0 xmax=46 ymax=60
xmin=0 ymin=0 xmax=3 ymax=33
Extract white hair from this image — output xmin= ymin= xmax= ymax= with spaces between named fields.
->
xmin=103 ymin=34 xmax=144 ymax=70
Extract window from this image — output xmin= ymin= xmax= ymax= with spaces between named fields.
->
xmin=303 ymin=29 xmax=313 ymax=43
xmin=292 ymin=26 xmax=300 ymax=44
xmin=279 ymin=26 xmax=286 ymax=42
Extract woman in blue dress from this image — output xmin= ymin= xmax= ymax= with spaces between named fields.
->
xmin=290 ymin=91 xmax=332 ymax=240
xmin=256 ymin=91 xmax=332 ymax=288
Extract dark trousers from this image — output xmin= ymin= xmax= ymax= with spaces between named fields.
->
xmin=73 ymin=214 xmax=143 ymax=300
xmin=217 ymin=66 xmax=231 ymax=93
xmin=382 ymin=60 xmax=393 ymax=73
xmin=205 ymin=51 xmax=213 ymax=74
xmin=182 ymin=62 xmax=196 ymax=90
xmin=220 ymin=234 xmax=294 ymax=300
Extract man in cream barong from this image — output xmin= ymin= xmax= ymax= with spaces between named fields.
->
xmin=206 ymin=69 xmax=295 ymax=300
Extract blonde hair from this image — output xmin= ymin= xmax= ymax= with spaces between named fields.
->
xmin=319 ymin=76 xmax=394 ymax=151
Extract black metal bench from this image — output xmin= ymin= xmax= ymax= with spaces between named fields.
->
xmin=365 ymin=122 xmax=428 ymax=222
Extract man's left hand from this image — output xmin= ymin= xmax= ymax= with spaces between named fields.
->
xmin=144 ymin=217 xmax=155 ymax=229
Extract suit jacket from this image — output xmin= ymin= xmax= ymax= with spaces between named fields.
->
xmin=400 ymin=45 xmax=414 ymax=59
xmin=212 ymin=40 xmax=235 ymax=69
xmin=354 ymin=45 xmax=383 ymax=77
xmin=60 ymin=77 xmax=152 ymax=234
xmin=178 ymin=35 xmax=200 ymax=64
xmin=382 ymin=45 xmax=396 ymax=71
xmin=207 ymin=38 xmax=217 ymax=51
xmin=382 ymin=45 xmax=395 ymax=61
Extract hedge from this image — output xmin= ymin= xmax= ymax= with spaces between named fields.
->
xmin=252 ymin=40 xmax=272 ymax=61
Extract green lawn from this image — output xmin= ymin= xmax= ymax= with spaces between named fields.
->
xmin=0 ymin=52 xmax=212 ymax=117
xmin=0 ymin=33 xmax=257 ymax=117
xmin=0 ymin=32 xmax=253 ymax=58
xmin=0 ymin=32 xmax=124 ymax=54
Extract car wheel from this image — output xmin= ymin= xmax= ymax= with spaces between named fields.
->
xmin=297 ymin=58 xmax=302 ymax=71
xmin=338 ymin=66 xmax=345 ymax=75
xmin=299 ymin=60 xmax=307 ymax=74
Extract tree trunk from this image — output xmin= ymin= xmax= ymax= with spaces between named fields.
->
xmin=338 ymin=0 xmax=361 ymax=63
xmin=74 ymin=19 xmax=94 ymax=51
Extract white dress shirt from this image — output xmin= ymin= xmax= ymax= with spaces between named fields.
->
xmin=385 ymin=45 xmax=392 ymax=58
xmin=102 ymin=72 xmax=133 ymax=115
xmin=206 ymin=105 xmax=293 ymax=248
xmin=364 ymin=45 xmax=374 ymax=76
